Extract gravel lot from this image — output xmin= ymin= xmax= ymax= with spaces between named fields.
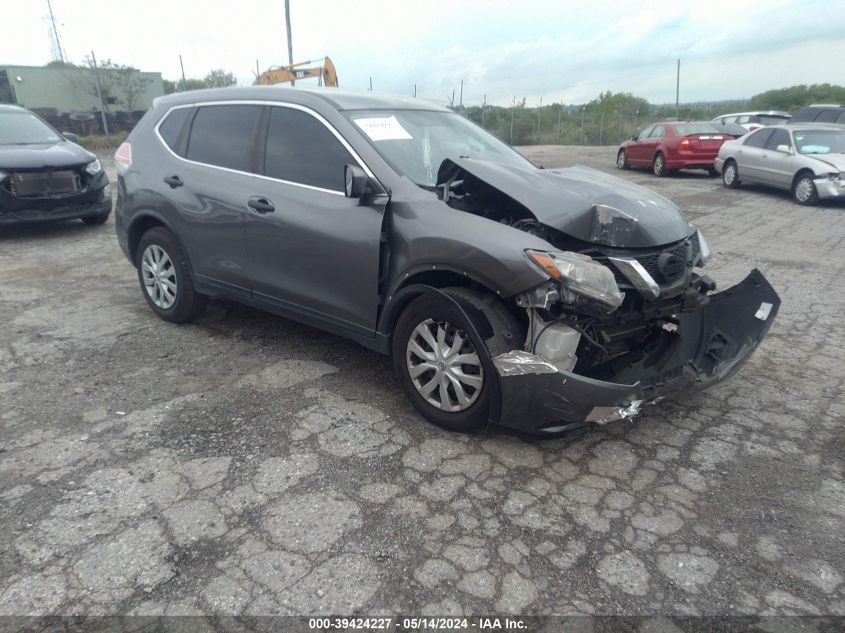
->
xmin=0 ymin=145 xmax=843 ymax=618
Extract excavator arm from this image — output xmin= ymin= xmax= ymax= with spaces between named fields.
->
xmin=254 ymin=56 xmax=338 ymax=87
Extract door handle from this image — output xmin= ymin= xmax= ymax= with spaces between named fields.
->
xmin=163 ymin=175 xmax=183 ymax=188
xmin=247 ymin=196 xmax=275 ymax=214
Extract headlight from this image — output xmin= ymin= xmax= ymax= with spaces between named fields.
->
xmin=85 ymin=159 xmax=102 ymax=175
xmin=526 ymin=250 xmax=624 ymax=312
xmin=696 ymin=229 xmax=711 ymax=265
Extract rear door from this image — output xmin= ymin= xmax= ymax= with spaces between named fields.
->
xmin=737 ymin=128 xmax=774 ymax=182
xmin=244 ymin=104 xmax=387 ymax=338
xmin=156 ymin=103 xmax=261 ymax=298
xmin=645 ymin=126 xmax=665 ymax=164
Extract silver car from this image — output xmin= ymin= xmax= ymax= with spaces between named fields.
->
xmin=714 ymin=123 xmax=845 ymax=205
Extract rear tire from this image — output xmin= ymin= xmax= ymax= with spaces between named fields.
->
xmin=792 ymin=172 xmax=819 ymax=205
xmin=652 ymin=152 xmax=668 ymax=176
xmin=722 ymin=160 xmax=740 ymax=188
xmin=81 ymin=212 xmax=110 ymax=225
xmin=616 ymin=149 xmax=629 ymax=170
xmin=392 ymin=288 xmax=495 ymax=432
xmin=136 ymin=227 xmax=207 ymax=323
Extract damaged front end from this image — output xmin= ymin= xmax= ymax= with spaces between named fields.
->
xmin=431 ymin=156 xmax=780 ymax=434
xmin=495 ymin=269 xmax=779 ymax=435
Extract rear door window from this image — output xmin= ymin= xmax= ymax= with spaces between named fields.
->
xmin=815 ymin=109 xmax=839 ymax=123
xmin=158 ymin=107 xmax=191 ymax=154
xmin=744 ymin=128 xmax=774 ymax=148
xmin=263 ymin=106 xmax=354 ymax=191
xmin=651 ymin=126 xmax=665 ymax=138
xmin=186 ymin=105 xmax=262 ymax=172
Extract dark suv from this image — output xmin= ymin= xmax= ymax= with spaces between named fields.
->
xmin=115 ymin=87 xmax=779 ymax=436
xmin=0 ymin=104 xmax=111 ymax=225
xmin=791 ymin=104 xmax=845 ymax=125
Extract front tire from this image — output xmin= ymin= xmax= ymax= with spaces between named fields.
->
xmin=393 ymin=289 xmax=494 ymax=432
xmin=652 ymin=152 xmax=668 ymax=176
xmin=792 ymin=172 xmax=819 ymax=205
xmin=722 ymin=160 xmax=740 ymax=188
xmin=136 ymin=227 xmax=207 ymax=323
xmin=616 ymin=149 xmax=629 ymax=170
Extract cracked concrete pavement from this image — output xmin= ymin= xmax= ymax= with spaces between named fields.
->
xmin=0 ymin=146 xmax=842 ymax=617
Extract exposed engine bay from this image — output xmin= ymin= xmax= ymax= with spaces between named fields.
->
xmin=436 ymin=159 xmax=729 ymax=390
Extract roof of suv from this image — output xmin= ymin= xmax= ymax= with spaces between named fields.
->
xmin=153 ymin=86 xmax=451 ymax=113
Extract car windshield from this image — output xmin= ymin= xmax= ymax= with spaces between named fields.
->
xmin=345 ymin=109 xmax=533 ymax=187
xmin=755 ymin=115 xmax=791 ymax=126
xmin=673 ymin=123 xmax=723 ymax=135
xmin=792 ymin=130 xmax=845 ymax=154
xmin=0 ymin=110 xmax=62 ymax=145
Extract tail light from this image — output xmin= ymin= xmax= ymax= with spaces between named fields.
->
xmin=114 ymin=142 xmax=132 ymax=173
xmin=679 ymin=139 xmax=690 ymax=150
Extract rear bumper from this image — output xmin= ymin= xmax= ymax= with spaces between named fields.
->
xmin=665 ymin=155 xmax=718 ymax=170
xmin=493 ymin=269 xmax=780 ymax=434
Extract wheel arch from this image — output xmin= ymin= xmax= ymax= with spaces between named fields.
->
xmin=127 ymin=211 xmax=183 ymax=267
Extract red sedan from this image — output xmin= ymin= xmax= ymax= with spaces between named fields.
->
xmin=616 ymin=121 xmax=732 ymax=176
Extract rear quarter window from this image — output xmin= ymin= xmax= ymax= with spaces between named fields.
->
xmin=186 ymin=105 xmax=262 ymax=172
xmin=158 ymin=107 xmax=191 ymax=154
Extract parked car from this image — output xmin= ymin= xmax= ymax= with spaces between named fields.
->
xmin=0 ymin=104 xmax=111 ymax=225
xmin=709 ymin=119 xmax=752 ymax=139
xmin=115 ymin=87 xmax=779 ymax=436
xmin=790 ymin=104 xmax=845 ymax=125
xmin=616 ymin=121 xmax=733 ymax=176
xmin=715 ymin=123 xmax=845 ymax=205
xmin=711 ymin=111 xmax=791 ymax=132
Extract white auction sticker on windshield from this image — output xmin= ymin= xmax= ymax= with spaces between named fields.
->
xmin=354 ymin=116 xmax=413 ymax=141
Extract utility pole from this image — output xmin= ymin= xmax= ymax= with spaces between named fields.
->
xmin=557 ymin=103 xmax=562 ymax=145
xmin=459 ymin=79 xmax=463 ymax=112
xmin=536 ymin=98 xmax=542 ymax=144
xmin=256 ymin=59 xmax=260 ymax=78
xmin=370 ymin=76 xmax=373 ymax=91
xmin=285 ymin=0 xmax=294 ymax=85
xmin=413 ymin=84 xmax=417 ymax=98
xmin=580 ymin=107 xmax=585 ymax=145
xmin=46 ymin=0 xmax=64 ymax=62
xmin=90 ymin=51 xmax=110 ymax=144
xmin=510 ymin=97 xmax=516 ymax=144
xmin=675 ymin=59 xmax=680 ymax=119
xmin=618 ymin=110 xmax=623 ymax=143
xmin=179 ymin=55 xmax=187 ymax=92
xmin=481 ymin=93 xmax=486 ymax=128
xmin=599 ymin=111 xmax=605 ymax=145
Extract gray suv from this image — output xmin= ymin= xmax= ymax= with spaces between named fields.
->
xmin=115 ymin=87 xmax=779 ymax=436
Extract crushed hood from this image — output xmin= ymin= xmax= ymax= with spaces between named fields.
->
xmin=808 ymin=153 xmax=845 ymax=173
xmin=0 ymin=141 xmax=94 ymax=171
xmin=439 ymin=158 xmax=694 ymax=248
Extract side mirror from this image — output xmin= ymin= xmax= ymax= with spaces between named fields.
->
xmin=62 ymin=132 xmax=78 ymax=143
xmin=775 ymin=144 xmax=793 ymax=154
xmin=630 ymin=134 xmax=638 ymax=141
xmin=344 ymin=164 xmax=368 ymax=198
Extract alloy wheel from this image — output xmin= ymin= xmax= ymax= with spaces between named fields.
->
xmin=406 ymin=318 xmax=483 ymax=412
xmin=141 ymin=244 xmax=178 ymax=309
xmin=653 ymin=154 xmax=664 ymax=175
xmin=795 ymin=176 xmax=814 ymax=203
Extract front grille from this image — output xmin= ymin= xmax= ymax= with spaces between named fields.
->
xmin=608 ymin=237 xmax=699 ymax=287
xmin=7 ymin=170 xmax=81 ymax=198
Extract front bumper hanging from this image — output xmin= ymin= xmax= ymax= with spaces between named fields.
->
xmin=493 ymin=269 xmax=780 ymax=434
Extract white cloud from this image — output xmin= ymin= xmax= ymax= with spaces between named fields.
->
xmin=2 ymin=0 xmax=842 ymax=106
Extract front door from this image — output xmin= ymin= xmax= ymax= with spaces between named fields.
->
xmin=245 ymin=104 xmax=387 ymax=338
xmin=759 ymin=128 xmax=795 ymax=188
xmin=736 ymin=128 xmax=774 ymax=182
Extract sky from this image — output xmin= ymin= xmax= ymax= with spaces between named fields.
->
xmin=3 ymin=0 xmax=844 ymax=107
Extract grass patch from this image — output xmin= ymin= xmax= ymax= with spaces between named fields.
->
xmin=76 ymin=131 xmax=129 ymax=151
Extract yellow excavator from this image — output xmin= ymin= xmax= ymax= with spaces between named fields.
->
xmin=254 ymin=56 xmax=338 ymax=87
